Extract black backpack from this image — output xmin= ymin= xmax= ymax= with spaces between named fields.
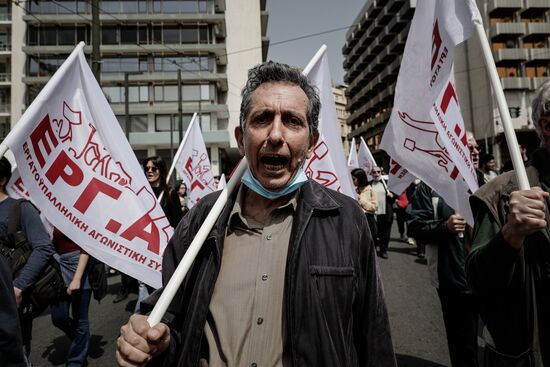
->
xmin=0 ymin=199 xmax=66 ymax=317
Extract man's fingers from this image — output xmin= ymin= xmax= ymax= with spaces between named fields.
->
xmin=117 ymin=336 xmax=151 ymax=366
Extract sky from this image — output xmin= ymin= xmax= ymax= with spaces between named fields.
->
xmin=266 ymin=0 xmax=366 ymax=86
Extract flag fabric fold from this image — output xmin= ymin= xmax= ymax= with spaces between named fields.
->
xmin=357 ymin=137 xmax=378 ymax=181
xmin=380 ymin=0 xmax=481 ymax=224
xmin=174 ymin=115 xmax=217 ymax=208
xmin=303 ymin=46 xmax=355 ymax=199
xmin=347 ymin=137 xmax=358 ymax=171
xmin=3 ymin=43 xmax=170 ymax=287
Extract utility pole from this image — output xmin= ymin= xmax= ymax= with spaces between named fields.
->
xmin=178 ymin=69 xmax=183 ymax=142
xmin=124 ymin=72 xmax=130 ymax=140
xmin=91 ymin=0 xmax=100 ymax=83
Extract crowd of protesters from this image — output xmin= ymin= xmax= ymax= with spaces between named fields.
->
xmin=0 ymin=66 xmax=549 ymax=367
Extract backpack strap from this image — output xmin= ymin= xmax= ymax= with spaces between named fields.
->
xmin=7 ymin=199 xmax=27 ymax=236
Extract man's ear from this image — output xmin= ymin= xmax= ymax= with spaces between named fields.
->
xmin=235 ymin=126 xmax=245 ymax=156
xmin=306 ymin=131 xmax=320 ymax=159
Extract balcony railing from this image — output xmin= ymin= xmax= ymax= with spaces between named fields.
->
xmin=0 ymin=13 xmax=11 ymax=21
xmin=493 ymin=48 xmax=528 ymax=61
xmin=528 ymin=48 xmax=550 ymax=61
xmin=490 ymin=22 xmax=526 ymax=38
xmin=0 ymin=44 xmax=11 ymax=51
xmin=0 ymin=73 xmax=10 ymax=82
xmin=501 ymin=77 xmax=531 ymax=90
xmin=526 ymin=22 xmax=550 ymax=36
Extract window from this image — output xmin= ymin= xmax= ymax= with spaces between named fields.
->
xmin=103 ymin=86 xmax=122 ymax=103
xmin=102 ymin=27 xmax=118 ymax=44
xmin=138 ymin=26 xmax=148 ymax=44
xmin=198 ymin=114 xmax=211 ymax=131
xmin=40 ymin=28 xmax=56 ymax=45
xmin=127 ymin=85 xmax=149 ymax=103
xmin=163 ymin=27 xmax=180 ymax=44
xmin=155 ymin=114 xmax=193 ymax=132
xmin=120 ymin=26 xmax=137 ymax=44
xmin=58 ymin=28 xmax=75 ymax=45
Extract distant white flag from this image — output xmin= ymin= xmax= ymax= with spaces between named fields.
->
xmin=303 ymin=45 xmax=355 ymax=198
xmin=174 ymin=116 xmax=216 ymax=208
xmin=380 ymin=0 xmax=481 ymax=224
xmin=6 ymin=165 xmax=28 ymax=200
xmin=2 ymin=43 xmax=171 ymax=287
xmin=217 ymin=174 xmax=226 ymax=191
xmin=357 ymin=137 xmax=378 ymax=181
xmin=347 ymin=137 xmax=358 ymax=171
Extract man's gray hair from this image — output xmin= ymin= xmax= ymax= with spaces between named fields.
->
xmin=239 ymin=61 xmax=320 ymax=138
xmin=532 ymin=79 xmax=550 ymax=143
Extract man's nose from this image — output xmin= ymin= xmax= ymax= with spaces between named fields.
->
xmin=267 ymin=116 xmax=284 ymax=144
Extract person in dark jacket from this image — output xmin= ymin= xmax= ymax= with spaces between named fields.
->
xmin=0 ymin=157 xmax=55 ymax=360
xmin=116 ymin=61 xmax=396 ymax=367
xmin=0 ymin=255 xmax=26 ymax=367
xmin=466 ymin=80 xmax=550 ymax=366
xmin=407 ymin=182 xmax=479 ymax=367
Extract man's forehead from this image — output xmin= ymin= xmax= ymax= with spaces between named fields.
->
xmin=250 ymin=82 xmax=307 ymax=105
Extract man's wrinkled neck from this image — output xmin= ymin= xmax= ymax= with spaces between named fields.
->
xmin=241 ymin=186 xmax=293 ymax=225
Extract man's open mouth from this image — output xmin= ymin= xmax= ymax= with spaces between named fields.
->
xmin=261 ymin=155 xmax=289 ymax=169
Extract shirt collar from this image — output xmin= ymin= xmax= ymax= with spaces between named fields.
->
xmin=228 ymin=185 xmax=298 ymax=232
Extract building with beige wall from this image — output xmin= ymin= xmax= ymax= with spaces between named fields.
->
xmin=333 ymin=84 xmax=350 ymax=154
xmin=5 ymin=0 xmax=267 ymax=174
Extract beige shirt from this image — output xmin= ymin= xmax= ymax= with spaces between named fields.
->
xmin=203 ymin=187 xmax=296 ymax=367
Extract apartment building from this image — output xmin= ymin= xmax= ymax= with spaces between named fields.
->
xmin=333 ymin=84 xmax=350 ymax=154
xmin=344 ymin=0 xmax=549 ymax=166
xmin=0 ymin=0 xmax=11 ymax=138
xmin=8 ymin=0 xmax=268 ymax=174
xmin=455 ymin=0 xmax=550 ymax=165
xmin=342 ymin=0 xmax=416 ymax=159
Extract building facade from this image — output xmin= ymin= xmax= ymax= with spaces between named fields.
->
xmin=454 ymin=0 xmax=550 ymax=166
xmin=7 ymin=0 xmax=268 ymax=174
xmin=344 ymin=0 xmax=549 ymax=167
xmin=333 ymin=84 xmax=350 ymax=154
xmin=343 ymin=0 xmax=416 ymax=160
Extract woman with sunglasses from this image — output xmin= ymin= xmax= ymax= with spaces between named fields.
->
xmin=143 ymin=156 xmax=183 ymax=228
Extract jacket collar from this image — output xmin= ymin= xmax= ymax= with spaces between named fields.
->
xmin=208 ymin=179 xmax=341 ymax=240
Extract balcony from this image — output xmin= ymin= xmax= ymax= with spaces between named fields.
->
xmin=0 ymin=103 xmax=10 ymax=114
xmin=0 ymin=13 xmax=10 ymax=22
xmin=0 ymin=43 xmax=10 ymax=52
xmin=501 ymin=77 xmax=531 ymax=89
xmin=522 ymin=0 xmax=550 ymax=17
xmin=0 ymin=72 xmax=10 ymax=83
xmin=493 ymin=48 xmax=528 ymax=62
xmin=531 ymin=77 xmax=549 ymax=90
xmin=528 ymin=48 xmax=550 ymax=61
xmin=526 ymin=22 xmax=550 ymax=36
xmin=490 ymin=23 xmax=526 ymax=40
xmin=488 ymin=0 xmax=522 ymax=16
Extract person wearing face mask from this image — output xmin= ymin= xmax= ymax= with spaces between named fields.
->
xmin=116 ymin=62 xmax=396 ymax=367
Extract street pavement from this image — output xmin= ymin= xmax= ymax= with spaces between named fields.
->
xmin=29 ymin=229 xmax=454 ymax=366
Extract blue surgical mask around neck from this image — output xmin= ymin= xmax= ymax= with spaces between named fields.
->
xmin=241 ymin=167 xmax=308 ymax=200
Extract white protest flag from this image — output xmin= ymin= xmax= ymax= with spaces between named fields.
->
xmin=1 ymin=43 xmax=171 ymax=288
xmin=380 ymin=0 xmax=481 ymax=224
xmin=7 ymin=165 xmax=28 ymax=200
xmin=347 ymin=137 xmax=358 ymax=171
xmin=174 ymin=115 xmax=216 ymax=208
xmin=357 ymin=137 xmax=378 ymax=180
xmin=303 ymin=45 xmax=355 ymax=198
xmin=217 ymin=174 xmax=226 ymax=191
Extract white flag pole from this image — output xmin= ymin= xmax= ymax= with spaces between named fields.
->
xmin=148 ymin=158 xmax=248 ymax=326
xmin=302 ymin=44 xmax=327 ymax=76
xmin=474 ymin=21 xmax=530 ymax=190
xmin=158 ymin=113 xmax=198 ymax=203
